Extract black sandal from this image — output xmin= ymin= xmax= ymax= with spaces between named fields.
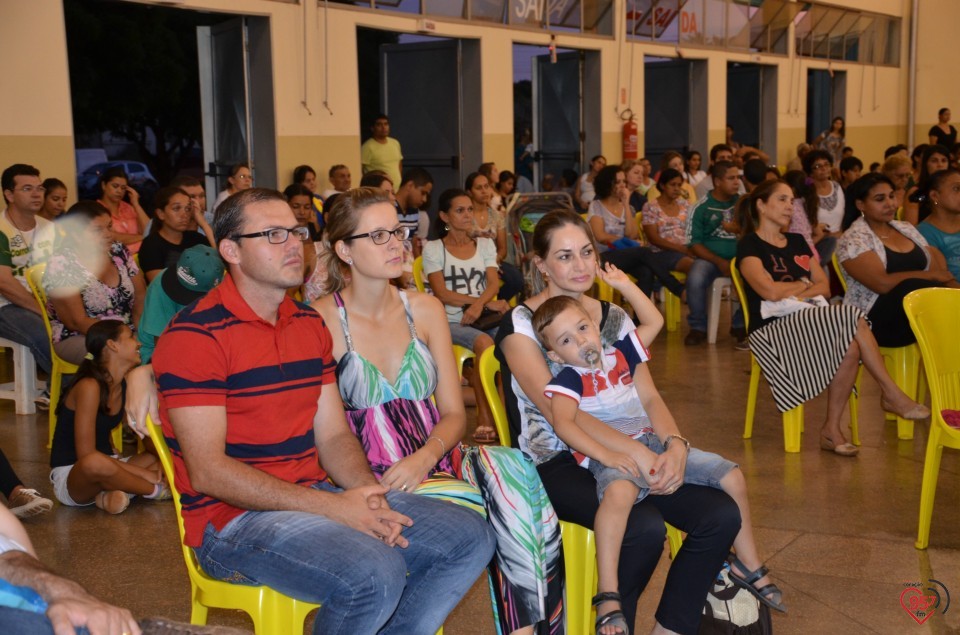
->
xmin=592 ymin=591 xmax=629 ymax=635
xmin=727 ymin=555 xmax=787 ymax=613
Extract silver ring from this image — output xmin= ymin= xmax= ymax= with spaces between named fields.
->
xmin=399 ymin=484 xmax=407 ymax=492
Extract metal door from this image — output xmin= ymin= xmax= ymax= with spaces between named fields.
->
xmin=198 ymin=18 xmax=252 ymax=196
xmin=807 ymin=69 xmax=846 ymax=142
xmin=532 ymin=51 xmax=582 ymax=188
xmin=381 ymin=40 xmax=464 ymax=204
xmin=644 ymin=59 xmax=691 ymax=169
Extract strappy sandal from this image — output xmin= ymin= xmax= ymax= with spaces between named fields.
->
xmin=592 ymin=591 xmax=629 ymax=635
xmin=727 ymin=555 xmax=787 ymax=613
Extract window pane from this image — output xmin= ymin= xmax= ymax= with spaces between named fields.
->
xmin=626 ymin=0 xmax=656 ymax=39
xmin=811 ymin=7 xmax=844 ymax=58
xmin=375 ymin=0 xmax=420 ymax=13
xmin=651 ymin=0 xmax=681 ymax=42
xmin=470 ymin=0 xmax=506 ymax=22
xmin=548 ymin=0 xmax=581 ymax=30
xmin=702 ymin=0 xmax=726 ymax=47
xmin=583 ymin=0 xmax=614 ymax=35
xmin=678 ymin=0 xmax=704 ymax=47
xmin=423 ymin=0 xmax=465 ymax=18
xmin=509 ymin=0 xmax=544 ymax=27
xmin=726 ymin=1 xmax=752 ymax=50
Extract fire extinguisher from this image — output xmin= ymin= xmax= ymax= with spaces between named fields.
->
xmin=622 ymin=111 xmax=638 ymax=161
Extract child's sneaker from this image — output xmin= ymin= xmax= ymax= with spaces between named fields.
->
xmin=8 ymin=488 xmax=53 ymax=518
xmin=144 ymin=481 xmax=172 ymax=501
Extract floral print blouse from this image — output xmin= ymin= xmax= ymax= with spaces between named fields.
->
xmin=43 ymin=242 xmax=139 ymax=343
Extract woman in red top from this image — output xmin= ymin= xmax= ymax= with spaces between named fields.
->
xmin=96 ymin=166 xmax=150 ymax=254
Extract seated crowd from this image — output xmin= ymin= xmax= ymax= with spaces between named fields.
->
xmin=1 ymin=113 xmax=959 ymax=634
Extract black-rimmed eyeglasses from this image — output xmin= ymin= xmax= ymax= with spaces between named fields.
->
xmin=232 ymin=226 xmax=310 ymax=244
xmin=344 ymin=226 xmax=411 ymax=245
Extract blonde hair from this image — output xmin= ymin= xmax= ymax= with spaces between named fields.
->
xmin=320 ymin=187 xmax=392 ymax=294
xmin=881 ymin=154 xmax=912 ymax=178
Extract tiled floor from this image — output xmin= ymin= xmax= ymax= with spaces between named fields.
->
xmin=3 ymin=304 xmax=959 ymax=634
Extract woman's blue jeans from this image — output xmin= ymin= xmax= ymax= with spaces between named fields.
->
xmin=194 ymin=482 xmax=496 ymax=634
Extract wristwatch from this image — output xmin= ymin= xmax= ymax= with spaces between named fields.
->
xmin=664 ymin=434 xmax=691 ymax=453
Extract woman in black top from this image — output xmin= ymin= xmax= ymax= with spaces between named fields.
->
xmin=928 ymin=107 xmax=957 ymax=149
xmin=736 ymin=180 xmax=928 ymax=457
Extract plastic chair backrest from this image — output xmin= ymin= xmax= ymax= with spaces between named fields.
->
xmin=412 ymin=256 xmax=425 ymax=293
xmin=728 ymin=257 xmax=751 ymax=330
xmin=831 ymin=252 xmax=849 ymax=293
xmin=25 ymin=264 xmax=54 ymax=340
xmin=478 ymin=347 xmax=511 ymax=447
xmin=904 ymin=288 xmax=960 ymax=415
xmin=145 ymin=415 xmax=203 ymax=574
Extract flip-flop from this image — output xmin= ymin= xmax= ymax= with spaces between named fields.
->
xmin=592 ymin=592 xmax=629 ymax=635
xmin=727 ymin=555 xmax=787 ymax=613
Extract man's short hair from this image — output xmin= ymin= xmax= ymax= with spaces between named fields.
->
xmin=2 ymin=164 xmax=40 ymax=193
xmin=372 ymin=113 xmax=389 ymax=125
xmin=169 ymin=175 xmax=203 ymax=190
xmin=742 ymin=159 xmax=769 ymax=187
xmin=400 ymin=167 xmax=433 ymax=188
xmin=328 ymin=164 xmax=347 ymax=177
xmin=709 ymin=144 xmax=734 ymax=163
xmin=213 ymin=188 xmax=287 ymax=245
xmin=839 ymin=156 xmax=864 ymax=173
xmin=711 ymin=160 xmax=735 ymax=181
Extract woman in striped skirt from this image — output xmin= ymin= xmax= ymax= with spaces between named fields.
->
xmin=735 ymin=180 xmax=929 ymax=457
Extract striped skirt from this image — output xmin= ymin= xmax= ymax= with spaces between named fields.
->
xmin=748 ymin=305 xmax=863 ymax=413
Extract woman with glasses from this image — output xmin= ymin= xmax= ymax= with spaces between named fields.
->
xmin=43 ymin=201 xmax=146 ymax=365
xmin=587 ymin=165 xmax=686 ymax=298
xmin=313 ymin=187 xmax=562 ymax=634
xmin=96 ymin=166 xmax=150 ymax=255
xmin=423 ymin=188 xmax=509 ymax=444
xmin=212 ymin=163 xmax=253 ymax=213
xmin=803 ymin=149 xmax=845 ymax=263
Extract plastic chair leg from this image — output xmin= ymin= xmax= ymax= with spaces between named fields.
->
xmin=848 ymin=365 xmax=862 ymax=446
xmin=782 ymin=405 xmax=804 ymax=453
xmin=666 ymin=524 xmax=683 ymax=558
xmin=665 ymin=289 xmax=680 ymax=332
xmin=706 ymin=279 xmax=726 ymax=344
xmin=560 ymin=521 xmax=596 ymax=635
xmin=189 ymin=599 xmax=209 ymax=625
xmin=915 ymin=426 xmax=943 ymax=550
xmin=743 ymin=358 xmax=761 ymax=439
xmin=48 ymin=366 xmax=64 ymax=448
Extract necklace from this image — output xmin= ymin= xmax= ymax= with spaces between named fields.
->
xmin=4 ymin=210 xmax=35 ymax=251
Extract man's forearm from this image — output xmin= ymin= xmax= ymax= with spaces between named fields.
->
xmin=0 ymin=282 xmax=41 ymax=314
xmin=0 ymin=551 xmax=89 ymax=604
xmin=317 ymin=431 xmax=379 ymax=490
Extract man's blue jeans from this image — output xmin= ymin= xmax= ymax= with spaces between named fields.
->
xmin=686 ymin=258 xmax=743 ymax=332
xmin=194 ymin=482 xmax=497 ymax=634
xmin=0 ymin=305 xmax=52 ymax=375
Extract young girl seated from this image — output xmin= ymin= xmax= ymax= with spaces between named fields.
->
xmin=49 ymin=320 xmax=169 ymax=514
xmin=532 ymin=264 xmax=784 ymax=635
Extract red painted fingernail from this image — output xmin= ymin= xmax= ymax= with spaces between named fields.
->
xmin=649 ymin=469 xmax=656 ymax=475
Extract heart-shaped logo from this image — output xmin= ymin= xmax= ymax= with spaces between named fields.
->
xmin=900 ymin=586 xmax=937 ymax=625
xmin=794 ymin=254 xmax=811 ymax=271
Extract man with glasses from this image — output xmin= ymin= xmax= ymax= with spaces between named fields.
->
xmin=151 ymin=188 xmax=494 ymax=634
xmin=0 ymin=164 xmax=56 ymax=406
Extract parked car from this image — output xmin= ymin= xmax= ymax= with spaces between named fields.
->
xmin=74 ymin=148 xmax=108 ymax=174
xmin=77 ymin=161 xmax=159 ymax=205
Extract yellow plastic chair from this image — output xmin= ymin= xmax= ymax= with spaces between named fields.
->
xmin=904 ymin=288 xmax=960 ymax=549
xmin=477 ymin=348 xmax=683 ymax=633
xmin=832 ymin=253 xmax=926 ymax=440
xmin=145 ymin=415 xmax=321 ymax=634
xmin=730 ymin=258 xmax=860 ymax=451
xmin=412 ymin=255 xmax=425 ymax=293
xmin=26 ymin=264 xmax=80 ymax=448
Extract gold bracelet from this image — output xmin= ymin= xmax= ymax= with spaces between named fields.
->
xmin=427 ymin=436 xmax=446 ymax=455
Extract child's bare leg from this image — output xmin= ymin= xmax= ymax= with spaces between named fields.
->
xmin=718 ymin=468 xmax=776 ymax=599
xmin=595 ymin=479 xmax=640 ymax=635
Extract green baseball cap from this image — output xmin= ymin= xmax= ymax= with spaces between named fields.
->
xmin=160 ymin=245 xmax=225 ymax=305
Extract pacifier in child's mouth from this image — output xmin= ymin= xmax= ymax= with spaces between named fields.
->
xmin=579 ymin=345 xmax=601 ymax=367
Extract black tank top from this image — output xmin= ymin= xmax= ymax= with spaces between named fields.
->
xmin=884 ymin=243 xmax=927 ymax=274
